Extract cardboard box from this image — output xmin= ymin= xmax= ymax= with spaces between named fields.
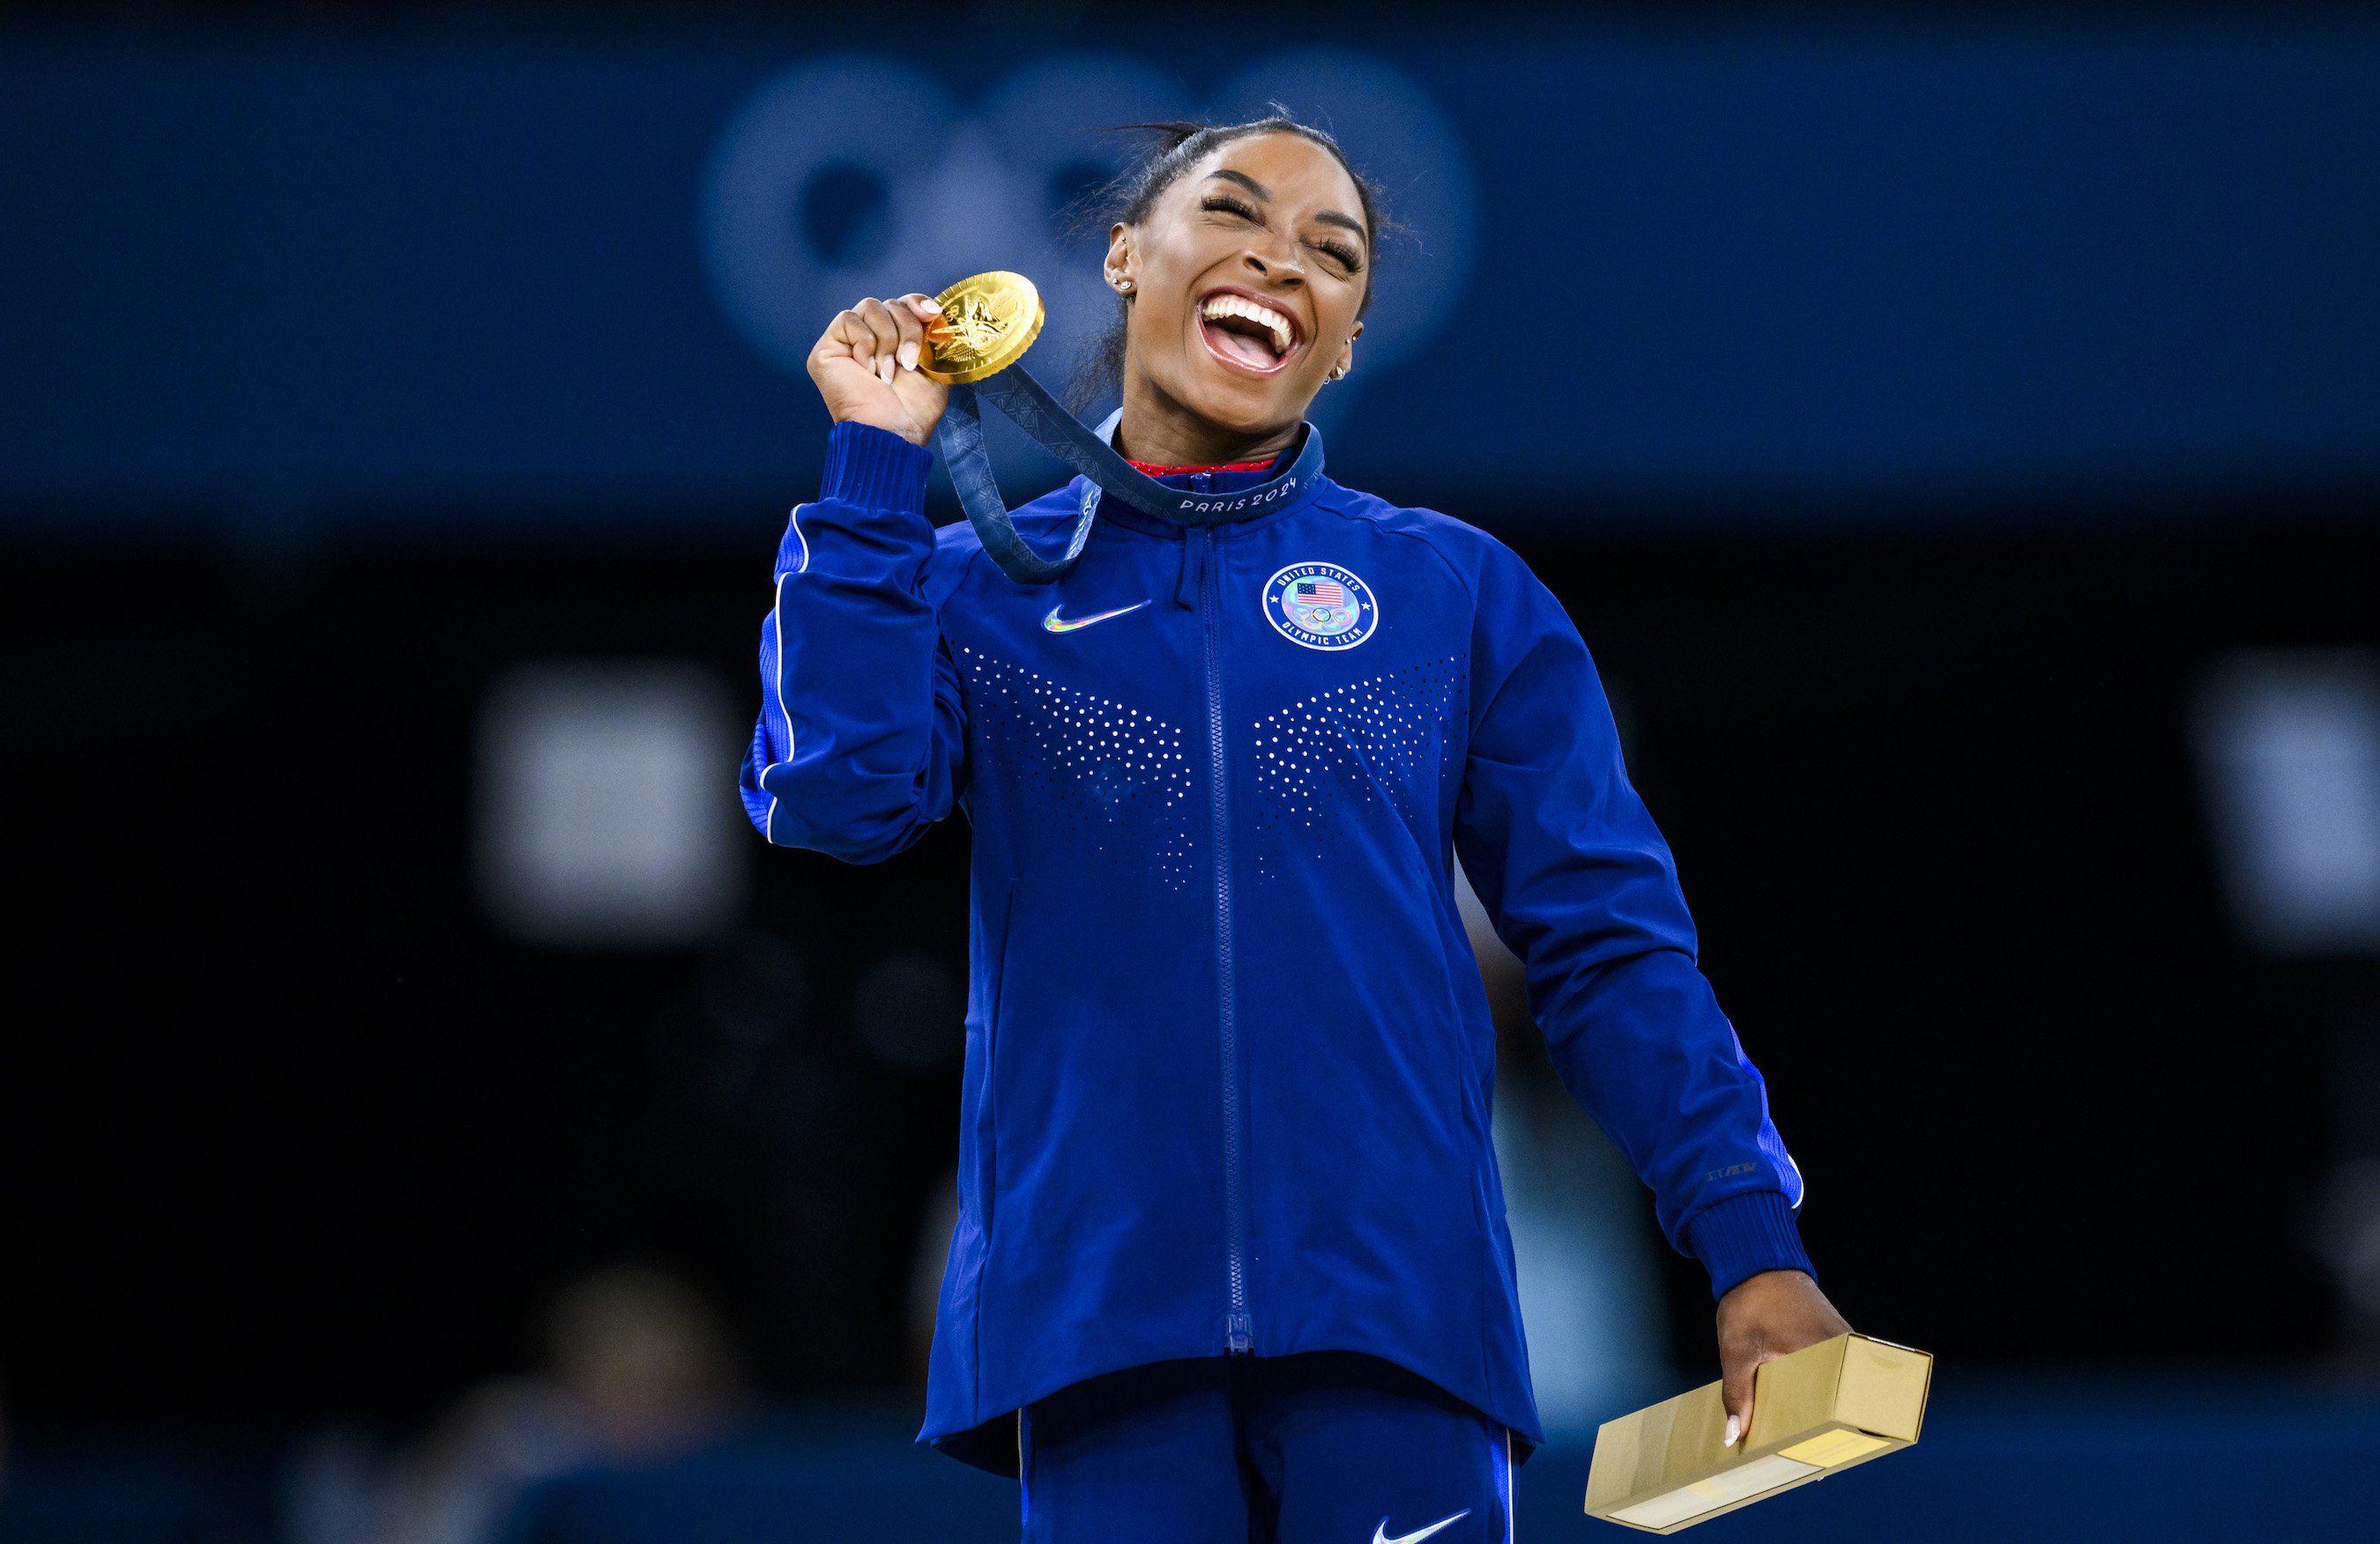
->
xmin=1584 ymin=1333 xmax=1932 ymax=1533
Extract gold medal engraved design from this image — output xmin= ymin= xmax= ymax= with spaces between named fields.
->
xmin=921 ymin=271 xmax=1045 ymax=384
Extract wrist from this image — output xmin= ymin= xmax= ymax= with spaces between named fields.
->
xmin=831 ymin=405 xmax=933 ymax=448
xmin=1686 ymin=1191 xmax=1816 ymax=1302
xmin=1718 ymin=1267 xmax=1812 ymax=1303
xmin=821 ymin=419 xmax=932 ymax=512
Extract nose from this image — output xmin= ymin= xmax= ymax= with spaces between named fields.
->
xmin=1243 ymin=239 xmax=1305 ymax=286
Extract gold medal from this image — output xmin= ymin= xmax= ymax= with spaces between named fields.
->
xmin=921 ymin=271 xmax=1045 ymax=384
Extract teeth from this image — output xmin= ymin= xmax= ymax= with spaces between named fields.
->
xmin=1202 ymin=294 xmax=1294 ymax=352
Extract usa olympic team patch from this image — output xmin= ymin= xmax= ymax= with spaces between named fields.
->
xmin=1262 ymin=562 xmax=1379 ymax=650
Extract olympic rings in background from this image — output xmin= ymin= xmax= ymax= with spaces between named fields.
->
xmin=701 ymin=51 xmax=1477 ymax=417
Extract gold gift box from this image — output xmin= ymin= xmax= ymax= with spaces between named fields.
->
xmin=1584 ymin=1332 xmax=1932 ymax=1533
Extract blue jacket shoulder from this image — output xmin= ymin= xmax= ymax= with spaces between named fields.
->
xmin=1309 ymin=481 xmax=1533 ymax=603
xmin=927 ymin=480 xmax=1085 ymax=602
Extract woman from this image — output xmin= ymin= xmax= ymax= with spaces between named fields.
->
xmin=741 ymin=117 xmax=1849 ymax=1541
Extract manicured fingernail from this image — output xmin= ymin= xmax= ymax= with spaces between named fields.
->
xmin=878 ymin=356 xmax=895 ymax=384
xmin=1723 ymin=1415 xmax=1741 ymax=1448
xmin=899 ymin=341 xmax=919 ymax=372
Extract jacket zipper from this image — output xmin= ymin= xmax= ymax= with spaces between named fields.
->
xmin=1195 ymin=516 xmax=1253 ymax=1355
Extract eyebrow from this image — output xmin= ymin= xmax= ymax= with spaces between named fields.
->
xmin=1313 ymin=210 xmax=1369 ymax=247
xmin=1205 ymin=170 xmax=1370 ymax=249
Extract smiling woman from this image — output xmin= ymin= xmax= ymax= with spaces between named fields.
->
xmin=1070 ymin=119 xmax=1387 ymax=462
xmin=747 ymin=111 xmax=1850 ymax=1544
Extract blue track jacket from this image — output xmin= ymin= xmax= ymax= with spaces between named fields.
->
xmin=741 ymin=421 xmax=1813 ymax=1473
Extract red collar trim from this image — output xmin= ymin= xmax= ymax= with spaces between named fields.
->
xmin=1124 ymin=457 xmax=1279 ymax=477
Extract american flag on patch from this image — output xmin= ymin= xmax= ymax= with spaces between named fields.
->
xmin=1294 ymin=580 xmax=1347 ymax=605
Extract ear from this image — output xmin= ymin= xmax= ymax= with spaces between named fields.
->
xmin=1333 ymin=320 xmax=1363 ymax=376
xmin=1104 ymin=224 xmax=1134 ymax=293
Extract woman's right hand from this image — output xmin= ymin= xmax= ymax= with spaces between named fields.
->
xmin=807 ymin=293 xmax=951 ymax=447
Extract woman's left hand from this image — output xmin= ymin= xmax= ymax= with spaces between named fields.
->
xmin=1714 ymin=1270 xmax=1853 ymax=1447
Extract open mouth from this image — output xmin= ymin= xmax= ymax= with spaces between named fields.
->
xmin=1198 ymin=291 xmax=1300 ymax=375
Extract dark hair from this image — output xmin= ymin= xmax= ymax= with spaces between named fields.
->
xmin=1065 ymin=115 xmax=1393 ymax=414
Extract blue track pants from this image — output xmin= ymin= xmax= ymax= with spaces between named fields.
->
xmin=1018 ymin=1352 xmax=1516 ymax=1543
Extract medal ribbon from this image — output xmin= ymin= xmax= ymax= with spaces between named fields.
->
xmin=933 ymin=361 xmax=1322 ymax=586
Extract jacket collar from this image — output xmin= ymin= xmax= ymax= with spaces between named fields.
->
xmin=1083 ymin=411 xmax=1328 ymax=538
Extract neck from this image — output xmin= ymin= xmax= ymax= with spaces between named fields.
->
xmin=1115 ymin=373 xmax=1303 ymax=470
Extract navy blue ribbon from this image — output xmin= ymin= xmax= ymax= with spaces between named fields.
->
xmin=933 ymin=361 xmax=1320 ymax=585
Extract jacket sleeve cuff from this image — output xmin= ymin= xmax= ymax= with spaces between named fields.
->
xmin=821 ymin=419 xmax=932 ymax=513
xmin=1686 ymin=1191 xmax=1817 ymax=1301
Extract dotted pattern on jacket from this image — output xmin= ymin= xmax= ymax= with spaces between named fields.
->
xmin=956 ymin=648 xmax=1199 ymax=889
xmin=1247 ymin=654 xmax=1470 ymax=879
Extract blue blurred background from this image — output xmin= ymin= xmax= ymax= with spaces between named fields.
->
xmin=4 ymin=3 xmax=2378 ymax=1540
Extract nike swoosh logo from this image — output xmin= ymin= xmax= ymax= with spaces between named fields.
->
xmin=1372 ymin=1511 xmax=1469 ymax=1544
xmin=1042 ymin=600 xmax=1151 ymax=634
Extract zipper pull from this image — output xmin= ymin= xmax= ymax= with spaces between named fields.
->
xmin=1227 ymin=1314 xmax=1253 ymax=1355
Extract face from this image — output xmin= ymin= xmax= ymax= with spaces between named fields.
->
xmin=1105 ymin=132 xmax=1369 ymax=439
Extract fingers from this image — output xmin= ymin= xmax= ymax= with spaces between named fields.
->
xmin=805 ymin=293 xmax=952 ymax=444
xmin=852 ymin=297 xmax=908 ymax=385
xmin=1711 ymin=1269 xmax=1852 ymax=1451
xmin=822 ymin=295 xmax=946 ymax=380
xmin=814 ymin=305 xmax=877 ymax=382
xmin=1719 ymin=1348 xmax=1760 ymax=1449
xmin=894 ymin=293 xmax=944 ymax=375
